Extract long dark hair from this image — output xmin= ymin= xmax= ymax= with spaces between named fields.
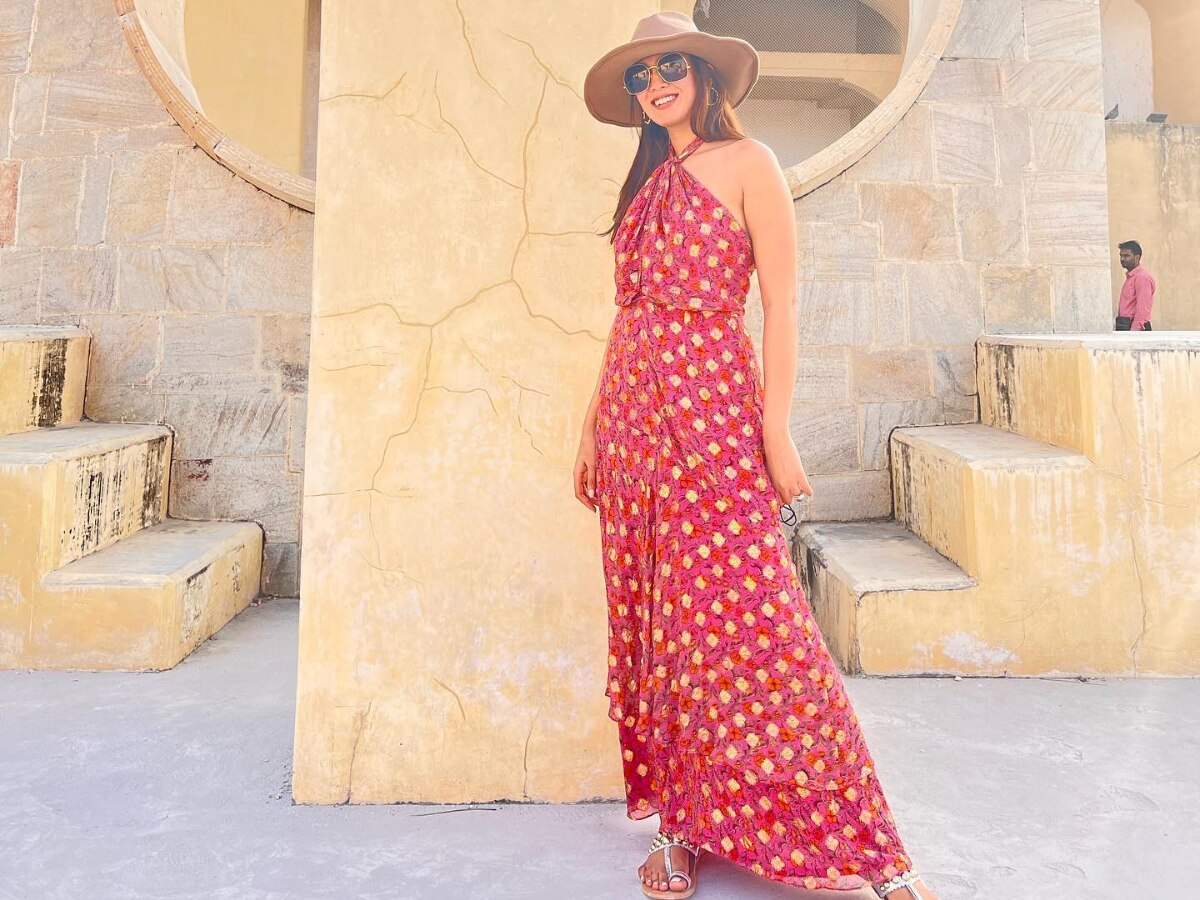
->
xmin=602 ymin=54 xmax=747 ymax=244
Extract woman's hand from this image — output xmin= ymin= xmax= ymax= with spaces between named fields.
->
xmin=763 ymin=429 xmax=813 ymax=508
xmin=574 ymin=426 xmax=599 ymax=512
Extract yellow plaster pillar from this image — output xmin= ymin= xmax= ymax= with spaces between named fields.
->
xmin=293 ymin=1 xmax=662 ymax=803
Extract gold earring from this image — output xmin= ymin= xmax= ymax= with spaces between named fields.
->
xmin=709 ymin=86 xmax=719 ymax=105
xmin=642 ymin=110 xmax=651 ymax=125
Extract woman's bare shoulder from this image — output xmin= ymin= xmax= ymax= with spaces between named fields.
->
xmin=732 ymin=137 xmax=781 ymax=174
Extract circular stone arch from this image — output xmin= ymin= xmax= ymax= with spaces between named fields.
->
xmin=115 ymin=0 xmax=316 ymax=211
xmin=664 ymin=0 xmax=965 ymax=199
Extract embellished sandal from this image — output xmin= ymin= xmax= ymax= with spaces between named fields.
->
xmin=640 ymin=830 xmax=701 ymax=899
xmin=874 ymin=871 xmax=930 ymax=898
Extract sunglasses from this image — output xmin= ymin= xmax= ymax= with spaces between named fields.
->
xmin=623 ymin=51 xmax=691 ymax=95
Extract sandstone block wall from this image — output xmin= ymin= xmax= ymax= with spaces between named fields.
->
xmin=0 ymin=0 xmax=311 ymax=596
xmin=750 ymin=0 xmax=1114 ymax=524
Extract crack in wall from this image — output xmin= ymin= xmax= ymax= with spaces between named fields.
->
xmin=499 ymin=29 xmax=584 ymax=103
xmin=432 ymin=71 xmax=522 ymax=190
xmin=521 ymin=702 xmax=545 ymax=800
xmin=342 ymin=700 xmax=374 ymax=804
xmin=452 ymin=0 xmax=507 ymax=104
xmin=432 ymin=677 xmax=468 ymax=722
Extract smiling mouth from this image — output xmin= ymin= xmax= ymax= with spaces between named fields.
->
xmin=651 ymin=93 xmax=679 ymax=109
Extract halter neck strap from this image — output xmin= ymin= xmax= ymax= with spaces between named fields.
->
xmin=668 ymin=135 xmax=705 ymax=163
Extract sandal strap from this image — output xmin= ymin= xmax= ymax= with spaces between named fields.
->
xmin=648 ymin=829 xmax=699 ymax=857
xmin=875 ymin=872 xmax=924 ymax=898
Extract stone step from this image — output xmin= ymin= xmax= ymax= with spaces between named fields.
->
xmin=793 ymin=521 xmax=975 ymax=674
xmin=0 ymin=422 xmax=172 ymax=574
xmin=31 ymin=520 xmax=263 ymax=670
xmin=890 ymin=423 xmax=1093 ymax=577
xmin=0 ymin=326 xmax=90 ymax=437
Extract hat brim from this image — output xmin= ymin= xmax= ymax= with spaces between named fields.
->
xmin=584 ymin=33 xmax=760 ymax=127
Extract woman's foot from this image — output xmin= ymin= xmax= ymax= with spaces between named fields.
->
xmin=638 ymin=832 xmax=698 ymax=895
xmin=874 ymin=874 xmax=940 ymax=899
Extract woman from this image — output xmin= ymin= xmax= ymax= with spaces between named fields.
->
xmin=572 ymin=11 xmax=937 ymax=900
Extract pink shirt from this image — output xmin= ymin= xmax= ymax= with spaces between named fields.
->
xmin=1119 ymin=265 xmax=1156 ymax=330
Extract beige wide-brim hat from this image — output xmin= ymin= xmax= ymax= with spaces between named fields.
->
xmin=584 ymin=11 xmax=760 ymax=127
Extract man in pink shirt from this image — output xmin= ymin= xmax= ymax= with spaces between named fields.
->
xmin=1117 ymin=240 xmax=1156 ymax=331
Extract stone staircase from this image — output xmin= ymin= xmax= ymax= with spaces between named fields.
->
xmin=0 ymin=326 xmax=262 ymax=670
xmin=795 ymin=333 xmax=1200 ymax=677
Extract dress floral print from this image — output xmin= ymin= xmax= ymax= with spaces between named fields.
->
xmin=594 ymin=136 xmax=912 ymax=891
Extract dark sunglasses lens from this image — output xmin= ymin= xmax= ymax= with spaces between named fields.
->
xmin=624 ymin=64 xmax=650 ymax=94
xmin=659 ymin=53 xmax=688 ymax=82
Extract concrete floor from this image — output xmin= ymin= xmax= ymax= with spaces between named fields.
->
xmin=1 ymin=600 xmax=1194 ymax=900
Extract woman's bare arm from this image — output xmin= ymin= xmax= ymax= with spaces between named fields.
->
xmin=739 ymin=139 xmax=797 ymax=437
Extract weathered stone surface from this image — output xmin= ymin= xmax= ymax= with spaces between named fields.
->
xmin=46 ymin=71 xmax=170 ymax=130
xmin=812 ymin=223 xmax=878 ymax=280
xmin=793 ymin=349 xmax=849 ymax=402
xmin=0 ymin=248 xmax=40 ymax=321
xmin=796 ymin=279 xmax=872 ymax=345
xmin=859 ymin=398 xmax=945 ymax=470
xmin=164 ymin=394 xmax=289 ymax=459
xmin=8 ymin=130 xmax=99 ymax=159
xmin=907 ymin=262 xmax=984 ymax=345
xmin=794 ymin=180 xmax=860 ymax=224
xmin=161 ymin=315 xmax=258 ymax=374
xmin=27 ymin=0 xmax=131 ymax=73
xmin=209 ymin=456 xmax=301 ymax=542
xmin=168 ymin=458 xmax=215 ymax=519
xmin=262 ymin=315 xmax=310 ymax=394
xmin=11 ymin=73 xmax=47 ymax=133
xmin=789 ymin=403 xmax=859 ymax=474
xmin=844 ymin=104 xmax=934 ymax=182
xmin=803 ymin=470 xmax=893 ymax=521
xmin=115 ymin=124 xmax=197 ymax=152
xmin=0 ymin=159 xmax=17 ymax=245
xmin=1002 ymin=61 xmax=1103 ymax=114
xmin=982 ymin=265 xmax=1055 ymax=333
xmin=152 ymin=372 xmax=279 ymax=394
xmin=16 ymin=156 xmax=82 ymax=246
xmin=922 ymin=59 xmax=1003 ymax=105
xmin=992 ymin=107 xmax=1034 ymax=184
xmin=262 ymin=542 xmax=299 ymax=597
xmin=77 ymin=154 xmax=111 ymax=244
xmin=0 ymin=0 xmax=35 ymax=76
xmin=81 ymin=383 xmax=166 ymax=423
xmin=1052 ymin=265 xmax=1113 ymax=331
xmin=851 ymin=347 xmax=934 ymax=401
xmin=40 ymin=248 xmax=116 ymax=314
xmin=874 ymin=262 xmax=906 ymax=346
xmin=1025 ymin=177 xmax=1109 ymax=265
xmin=228 ymin=247 xmax=312 ymax=313
xmin=74 ymin=312 xmax=158 ymax=384
xmin=1030 ymin=110 xmax=1106 ymax=176
xmin=1024 ymin=0 xmax=1102 ymax=64
xmin=0 ymin=75 xmax=14 ymax=150
xmin=946 ymin=0 xmax=1024 ymax=60
xmin=861 ymin=183 xmax=957 ymax=262
xmin=107 ymin=151 xmax=174 ymax=243
xmin=956 ymin=184 xmax=1025 ymax=263
xmin=288 ymin=394 xmax=307 ymax=472
xmin=119 ymin=246 xmax=225 ymax=313
xmin=932 ymin=105 xmax=997 ymax=183
xmin=933 ymin=344 xmax=978 ymax=400
xmin=169 ymin=148 xmax=290 ymax=243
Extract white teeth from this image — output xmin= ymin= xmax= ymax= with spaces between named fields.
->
xmin=653 ymin=95 xmax=677 ymax=108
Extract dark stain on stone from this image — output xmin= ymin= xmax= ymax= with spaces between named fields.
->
xmin=891 ymin=439 xmax=914 ymax=529
xmin=142 ymin=436 xmax=169 ymax=526
xmin=186 ymin=459 xmax=213 ymax=481
xmin=32 ymin=339 xmax=67 ymax=427
xmin=76 ymin=465 xmax=107 ymax=553
xmin=989 ymin=342 xmax=1017 ymax=429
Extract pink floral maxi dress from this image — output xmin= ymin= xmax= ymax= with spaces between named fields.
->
xmin=593 ymin=136 xmax=913 ymax=891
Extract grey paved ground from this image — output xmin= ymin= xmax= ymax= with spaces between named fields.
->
xmin=1 ymin=599 xmax=1195 ymax=900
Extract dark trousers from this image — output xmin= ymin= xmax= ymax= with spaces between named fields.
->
xmin=1115 ymin=316 xmax=1151 ymax=331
